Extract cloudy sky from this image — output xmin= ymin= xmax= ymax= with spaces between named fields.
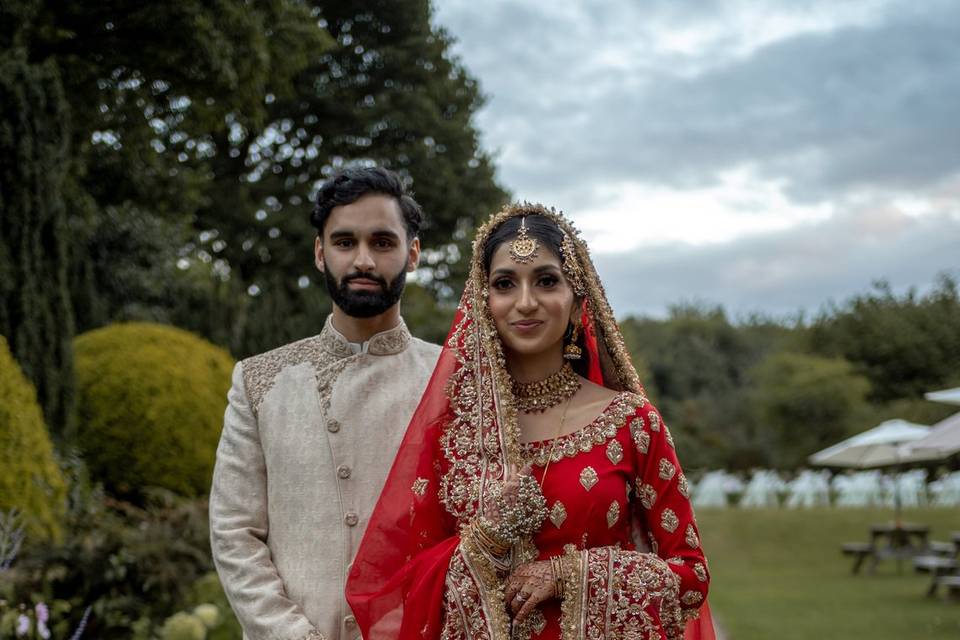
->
xmin=432 ymin=0 xmax=960 ymax=319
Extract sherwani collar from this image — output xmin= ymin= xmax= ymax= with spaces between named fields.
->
xmin=319 ymin=315 xmax=411 ymax=359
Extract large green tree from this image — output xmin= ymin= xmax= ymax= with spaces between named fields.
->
xmin=0 ymin=43 xmax=75 ymax=437
xmin=807 ymin=275 xmax=960 ymax=400
xmin=748 ymin=352 xmax=871 ymax=468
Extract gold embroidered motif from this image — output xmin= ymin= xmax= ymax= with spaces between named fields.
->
xmin=667 ymin=556 xmax=685 ymax=565
xmin=678 ymin=473 xmax=690 ymax=498
xmin=686 ymin=524 xmax=700 ymax=549
xmin=665 ymin=426 xmax=675 ymax=449
xmin=694 ymin=562 xmax=708 ymax=582
xmin=637 ymin=482 xmax=657 ymax=509
xmin=606 ymin=501 xmax=620 ymax=528
xmin=549 ymin=501 xmax=567 ymax=528
xmin=658 ymin=458 xmax=676 ymax=481
xmin=241 ymin=334 xmax=328 ymax=414
xmin=661 ymin=508 xmax=679 ymax=533
xmin=631 ymin=422 xmax=650 ymax=454
xmin=517 ymin=393 xmax=643 ymax=466
xmin=579 ymin=466 xmax=598 ymax=491
xmin=412 ymin=477 xmax=429 ymax=496
xmin=681 ymin=590 xmax=704 ymax=606
xmin=649 ymin=412 xmax=661 ymax=432
xmin=606 ymin=439 xmax=623 ymax=464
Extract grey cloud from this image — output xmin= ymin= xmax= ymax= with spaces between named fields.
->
xmin=590 ymin=207 xmax=960 ymax=319
xmin=436 ymin=0 xmax=960 ymax=207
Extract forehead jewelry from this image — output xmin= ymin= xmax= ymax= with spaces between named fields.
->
xmin=509 ymin=217 xmax=539 ymax=264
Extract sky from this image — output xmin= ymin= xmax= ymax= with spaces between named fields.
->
xmin=431 ymin=0 xmax=960 ymax=320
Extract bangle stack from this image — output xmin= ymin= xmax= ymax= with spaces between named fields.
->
xmin=471 ymin=519 xmax=511 ymax=557
xmin=550 ymin=555 xmax=565 ymax=599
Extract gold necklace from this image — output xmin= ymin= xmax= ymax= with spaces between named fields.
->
xmin=512 ymin=362 xmax=581 ymax=413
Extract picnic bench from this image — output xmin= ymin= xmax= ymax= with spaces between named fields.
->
xmin=912 ymin=530 xmax=960 ymax=598
xmin=841 ymin=522 xmax=931 ymax=574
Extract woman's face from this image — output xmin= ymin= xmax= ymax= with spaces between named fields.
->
xmin=486 ymin=240 xmax=577 ymax=362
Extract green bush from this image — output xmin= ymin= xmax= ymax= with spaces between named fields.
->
xmin=0 ymin=335 xmax=66 ymax=541
xmin=74 ymin=323 xmax=234 ymax=498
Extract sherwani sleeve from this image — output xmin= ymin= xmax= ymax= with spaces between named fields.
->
xmin=210 ymin=363 xmax=322 ymax=640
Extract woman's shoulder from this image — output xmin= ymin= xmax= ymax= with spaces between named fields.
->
xmin=577 ymin=377 xmax=648 ymax=416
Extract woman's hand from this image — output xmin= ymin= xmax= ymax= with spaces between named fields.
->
xmin=483 ymin=463 xmax=532 ymax=527
xmin=505 ymin=560 xmax=556 ymax=622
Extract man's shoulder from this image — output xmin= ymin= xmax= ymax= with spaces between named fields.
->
xmin=239 ymin=335 xmax=326 ymax=411
xmin=406 ymin=336 xmax=442 ymax=365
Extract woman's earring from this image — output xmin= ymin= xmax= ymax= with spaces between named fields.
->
xmin=564 ymin=324 xmax=582 ymax=361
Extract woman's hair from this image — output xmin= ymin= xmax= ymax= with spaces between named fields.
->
xmin=482 ymin=214 xmax=564 ymax=273
xmin=482 ymin=213 xmax=588 ymax=376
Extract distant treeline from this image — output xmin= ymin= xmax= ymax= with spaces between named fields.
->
xmin=618 ymin=275 xmax=960 ymax=469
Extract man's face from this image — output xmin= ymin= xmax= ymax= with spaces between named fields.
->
xmin=315 ymin=194 xmax=420 ymax=318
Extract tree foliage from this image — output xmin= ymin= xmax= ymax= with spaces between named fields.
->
xmin=0 ymin=336 xmax=67 ymax=541
xmin=73 ymin=323 xmax=233 ymax=499
xmin=0 ymin=46 xmax=75 ymax=437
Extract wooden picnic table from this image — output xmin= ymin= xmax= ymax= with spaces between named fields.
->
xmin=842 ymin=522 xmax=932 ymax=575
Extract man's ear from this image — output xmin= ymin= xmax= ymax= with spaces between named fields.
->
xmin=314 ymin=236 xmax=325 ymax=273
xmin=406 ymin=237 xmax=421 ymax=272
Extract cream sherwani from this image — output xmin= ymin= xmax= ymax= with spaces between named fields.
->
xmin=210 ymin=317 xmax=440 ymax=640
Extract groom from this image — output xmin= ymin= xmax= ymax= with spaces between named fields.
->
xmin=210 ymin=167 xmax=441 ymax=640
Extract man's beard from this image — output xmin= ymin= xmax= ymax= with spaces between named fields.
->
xmin=323 ymin=267 xmax=407 ymax=318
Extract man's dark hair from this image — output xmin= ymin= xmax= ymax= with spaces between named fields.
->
xmin=310 ymin=167 xmax=423 ymax=240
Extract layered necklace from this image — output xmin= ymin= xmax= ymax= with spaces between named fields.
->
xmin=512 ymin=362 xmax=581 ymax=413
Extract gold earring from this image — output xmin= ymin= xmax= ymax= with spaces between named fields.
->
xmin=564 ymin=324 xmax=582 ymax=361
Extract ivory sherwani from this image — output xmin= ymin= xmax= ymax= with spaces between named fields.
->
xmin=210 ymin=317 xmax=440 ymax=640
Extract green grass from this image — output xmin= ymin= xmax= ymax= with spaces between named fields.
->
xmin=696 ymin=508 xmax=960 ymax=639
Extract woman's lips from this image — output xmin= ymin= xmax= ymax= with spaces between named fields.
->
xmin=511 ymin=320 xmax=543 ymax=333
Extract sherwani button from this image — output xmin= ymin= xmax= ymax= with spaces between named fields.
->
xmin=344 ymin=512 xmax=359 ymax=526
xmin=327 ymin=419 xmax=341 ymax=433
xmin=337 ymin=465 xmax=352 ymax=479
xmin=344 ymin=615 xmax=357 ymax=629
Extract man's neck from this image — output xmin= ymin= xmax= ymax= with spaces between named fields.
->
xmin=330 ymin=304 xmax=402 ymax=343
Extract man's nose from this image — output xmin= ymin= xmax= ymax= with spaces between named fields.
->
xmin=353 ymin=244 xmax=376 ymax=271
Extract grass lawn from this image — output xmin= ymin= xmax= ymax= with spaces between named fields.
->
xmin=696 ymin=508 xmax=960 ymax=639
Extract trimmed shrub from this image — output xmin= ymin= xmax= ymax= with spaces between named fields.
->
xmin=74 ymin=323 xmax=233 ymax=498
xmin=0 ymin=335 xmax=66 ymax=541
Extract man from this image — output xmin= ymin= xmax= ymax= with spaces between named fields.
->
xmin=210 ymin=167 xmax=441 ymax=640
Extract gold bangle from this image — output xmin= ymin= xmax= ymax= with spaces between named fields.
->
xmin=472 ymin=520 xmax=511 ymax=557
xmin=550 ymin=555 xmax=565 ymax=599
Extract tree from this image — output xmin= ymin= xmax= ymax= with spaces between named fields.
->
xmin=0 ymin=46 xmax=75 ymax=437
xmin=807 ymin=275 xmax=960 ymax=400
xmin=748 ymin=352 xmax=871 ymax=468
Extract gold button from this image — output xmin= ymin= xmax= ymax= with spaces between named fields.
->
xmin=327 ymin=419 xmax=341 ymax=433
xmin=344 ymin=615 xmax=357 ymax=629
xmin=337 ymin=465 xmax=351 ymax=479
xmin=344 ymin=512 xmax=359 ymax=526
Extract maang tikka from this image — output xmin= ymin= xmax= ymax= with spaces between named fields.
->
xmin=509 ymin=217 xmax=539 ymax=264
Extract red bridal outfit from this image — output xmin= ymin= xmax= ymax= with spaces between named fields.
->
xmin=347 ymin=204 xmax=715 ymax=640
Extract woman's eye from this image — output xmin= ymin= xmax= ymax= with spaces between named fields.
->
xmin=491 ymin=279 xmax=514 ymax=290
xmin=538 ymin=275 xmax=559 ymax=287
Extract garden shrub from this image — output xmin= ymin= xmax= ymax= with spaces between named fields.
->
xmin=0 ymin=336 xmax=66 ymax=540
xmin=74 ymin=323 xmax=233 ymax=498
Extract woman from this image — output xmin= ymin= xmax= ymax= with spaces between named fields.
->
xmin=346 ymin=203 xmax=714 ymax=640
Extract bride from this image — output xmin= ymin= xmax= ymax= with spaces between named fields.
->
xmin=347 ymin=203 xmax=714 ymax=640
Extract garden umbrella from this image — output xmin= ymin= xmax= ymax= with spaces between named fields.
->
xmin=925 ymin=387 xmax=960 ymax=406
xmin=809 ymin=419 xmax=930 ymax=525
xmin=900 ymin=411 xmax=960 ymax=461
xmin=808 ymin=419 xmax=931 ymax=469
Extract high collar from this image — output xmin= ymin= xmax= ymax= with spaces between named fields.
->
xmin=319 ymin=315 xmax=411 ymax=359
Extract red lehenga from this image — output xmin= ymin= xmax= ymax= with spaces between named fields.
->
xmin=347 ymin=204 xmax=715 ymax=640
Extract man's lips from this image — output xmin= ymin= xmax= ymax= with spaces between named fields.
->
xmin=347 ymin=277 xmax=382 ymax=289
